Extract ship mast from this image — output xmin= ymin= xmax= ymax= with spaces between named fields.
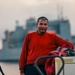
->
xmin=57 ymin=4 xmax=64 ymax=20
xmin=57 ymin=4 xmax=60 ymax=20
xmin=15 ymin=20 xmax=19 ymax=26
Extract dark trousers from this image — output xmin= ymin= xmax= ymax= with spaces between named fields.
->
xmin=24 ymin=64 xmax=46 ymax=75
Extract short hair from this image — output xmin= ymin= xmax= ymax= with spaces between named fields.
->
xmin=37 ymin=16 xmax=49 ymax=24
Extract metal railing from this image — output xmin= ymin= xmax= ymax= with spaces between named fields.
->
xmin=0 ymin=66 xmax=5 ymax=75
xmin=34 ymin=55 xmax=64 ymax=75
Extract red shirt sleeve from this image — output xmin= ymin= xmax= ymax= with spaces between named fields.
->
xmin=54 ymin=34 xmax=74 ymax=49
xmin=19 ymin=34 xmax=29 ymax=73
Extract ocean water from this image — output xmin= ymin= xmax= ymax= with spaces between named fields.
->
xmin=0 ymin=62 xmax=20 ymax=75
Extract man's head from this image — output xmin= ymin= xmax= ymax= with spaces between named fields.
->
xmin=36 ymin=16 xmax=49 ymax=34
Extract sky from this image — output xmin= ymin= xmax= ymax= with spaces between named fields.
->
xmin=0 ymin=0 xmax=75 ymax=39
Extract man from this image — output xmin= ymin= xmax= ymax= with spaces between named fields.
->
xmin=19 ymin=16 xmax=74 ymax=75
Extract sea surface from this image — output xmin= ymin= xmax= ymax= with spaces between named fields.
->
xmin=0 ymin=62 xmax=19 ymax=75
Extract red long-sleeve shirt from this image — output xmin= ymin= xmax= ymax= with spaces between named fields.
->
xmin=19 ymin=32 xmax=74 ymax=71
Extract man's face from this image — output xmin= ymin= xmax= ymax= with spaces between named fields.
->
xmin=37 ymin=19 xmax=48 ymax=34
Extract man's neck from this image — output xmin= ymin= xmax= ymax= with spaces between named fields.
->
xmin=37 ymin=31 xmax=46 ymax=35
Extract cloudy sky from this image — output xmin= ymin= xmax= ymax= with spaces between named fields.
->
xmin=0 ymin=0 xmax=75 ymax=39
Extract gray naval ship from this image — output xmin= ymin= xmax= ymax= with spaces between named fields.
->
xmin=0 ymin=17 xmax=75 ymax=62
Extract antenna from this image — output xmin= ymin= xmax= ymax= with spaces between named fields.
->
xmin=57 ymin=4 xmax=60 ymax=20
xmin=57 ymin=4 xmax=64 ymax=20
xmin=60 ymin=6 xmax=63 ymax=20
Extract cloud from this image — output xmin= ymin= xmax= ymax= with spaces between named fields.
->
xmin=64 ymin=0 xmax=75 ymax=3
xmin=19 ymin=0 xmax=52 ymax=6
